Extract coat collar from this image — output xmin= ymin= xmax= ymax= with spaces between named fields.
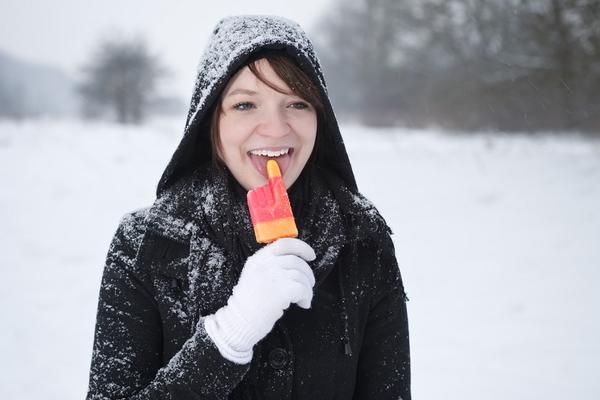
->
xmin=143 ymin=167 xmax=347 ymax=312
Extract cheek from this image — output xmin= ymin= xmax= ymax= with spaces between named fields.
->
xmin=297 ymin=113 xmax=318 ymax=148
xmin=218 ymin=117 xmax=247 ymax=159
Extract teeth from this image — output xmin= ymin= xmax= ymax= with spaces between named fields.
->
xmin=249 ymin=148 xmax=290 ymax=157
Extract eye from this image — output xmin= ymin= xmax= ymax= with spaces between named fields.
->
xmin=288 ymin=101 xmax=310 ymax=110
xmin=233 ymin=102 xmax=255 ymax=111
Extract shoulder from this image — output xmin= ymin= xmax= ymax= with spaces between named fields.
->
xmin=349 ymin=192 xmax=390 ymax=230
xmin=106 ymin=207 xmax=150 ymax=270
xmin=337 ymin=187 xmax=392 ymax=242
xmin=118 ymin=208 xmax=150 ymax=240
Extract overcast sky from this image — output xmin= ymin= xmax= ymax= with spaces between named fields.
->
xmin=0 ymin=0 xmax=333 ymax=99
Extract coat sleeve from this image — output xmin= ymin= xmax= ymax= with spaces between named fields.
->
xmin=86 ymin=213 xmax=250 ymax=400
xmin=353 ymin=234 xmax=411 ymax=400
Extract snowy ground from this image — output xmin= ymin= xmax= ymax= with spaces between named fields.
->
xmin=0 ymin=118 xmax=598 ymax=399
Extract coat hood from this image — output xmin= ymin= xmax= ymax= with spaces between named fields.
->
xmin=156 ymin=15 xmax=357 ymax=196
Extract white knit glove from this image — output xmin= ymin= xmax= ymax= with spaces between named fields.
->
xmin=204 ymin=238 xmax=316 ymax=364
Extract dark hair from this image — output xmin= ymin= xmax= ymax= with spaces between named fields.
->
xmin=210 ymin=52 xmax=324 ymax=165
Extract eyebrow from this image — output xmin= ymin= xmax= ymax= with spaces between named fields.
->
xmin=226 ymin=88 xmax=257 ymax=97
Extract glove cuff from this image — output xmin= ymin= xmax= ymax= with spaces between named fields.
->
xmin=204 ymin=301 xmax=261 ymax=364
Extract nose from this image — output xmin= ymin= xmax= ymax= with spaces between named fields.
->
xmin=255 ymin=107 xmax=291 ymax=138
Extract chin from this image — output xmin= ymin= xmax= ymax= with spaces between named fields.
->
xmin=248 ymin=175 xmax=268 ymax=191
xmin=283 ymin=171 xmax=300 ymax=189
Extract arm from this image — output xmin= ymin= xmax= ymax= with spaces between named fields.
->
xmin=353 ymin=234 xmax=411 ymax=400
xmin=86 ymin=214 xmax=250 ymax=400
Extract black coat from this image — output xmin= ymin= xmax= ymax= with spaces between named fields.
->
xmin=87 ymin=195 xmax=410 ymax=399
xmin=86 ymin=15 xmax=411 ymax=400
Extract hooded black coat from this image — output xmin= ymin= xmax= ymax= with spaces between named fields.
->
xmin=86 ymin=16 xmax=410 ymax=400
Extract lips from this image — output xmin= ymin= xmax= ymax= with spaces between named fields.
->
xmin=248 ymin=148 xmax=294 ymax=178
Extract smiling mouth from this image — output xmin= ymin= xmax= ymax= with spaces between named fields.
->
xmin=247 ymin=147 xmax=294 ymax=178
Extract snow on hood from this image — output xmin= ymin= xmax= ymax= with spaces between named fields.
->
xmin=156 ymin=15 xmax=357 ymax=196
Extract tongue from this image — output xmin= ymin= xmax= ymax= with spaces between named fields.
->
xmin=249 ymin=153 xmax=291 ymax=179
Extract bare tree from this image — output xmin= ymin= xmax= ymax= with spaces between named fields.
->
xmin=78 ymin=37 xmax=165 ymax=124
xmin=315 ymin=0 xmax=600 ymax=132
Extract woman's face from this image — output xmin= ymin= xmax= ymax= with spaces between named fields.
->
xmin=217 ymin=58 xmax=317 ymax=190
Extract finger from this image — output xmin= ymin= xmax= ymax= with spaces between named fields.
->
xmin=287 ymin=280 xmax=313 ymax=309
xmin=266 ymin=238 xmax=316 ymax=261
xmin=296 ymin=296 xmax=312 ymax=309
xmin=276 ymin=255 xmax=315 ymax=287
xmin=273 ymin=265 xmax=315 ymax=289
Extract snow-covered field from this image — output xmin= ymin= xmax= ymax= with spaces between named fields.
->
xmin=0 ymin=118 xmax=598 ymax=399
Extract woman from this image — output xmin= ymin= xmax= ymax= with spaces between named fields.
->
xmin=87 ymin=15 xmax=410 ymax=400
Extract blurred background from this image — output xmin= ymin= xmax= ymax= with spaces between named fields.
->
xmin=0 ymin=0 xmax=598 ymax=399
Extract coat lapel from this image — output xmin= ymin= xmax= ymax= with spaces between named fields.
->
xmin=142 ymin=165 xmax=352 ymax=331
xmin=144 ymin=182 xmax=238 ymax=327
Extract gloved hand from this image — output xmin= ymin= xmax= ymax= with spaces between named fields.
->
xmin=204 ymin=238 xmax=316 ymax=364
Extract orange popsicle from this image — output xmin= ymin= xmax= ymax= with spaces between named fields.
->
xmin=247 ymin=159 xmax=298 ymax=243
